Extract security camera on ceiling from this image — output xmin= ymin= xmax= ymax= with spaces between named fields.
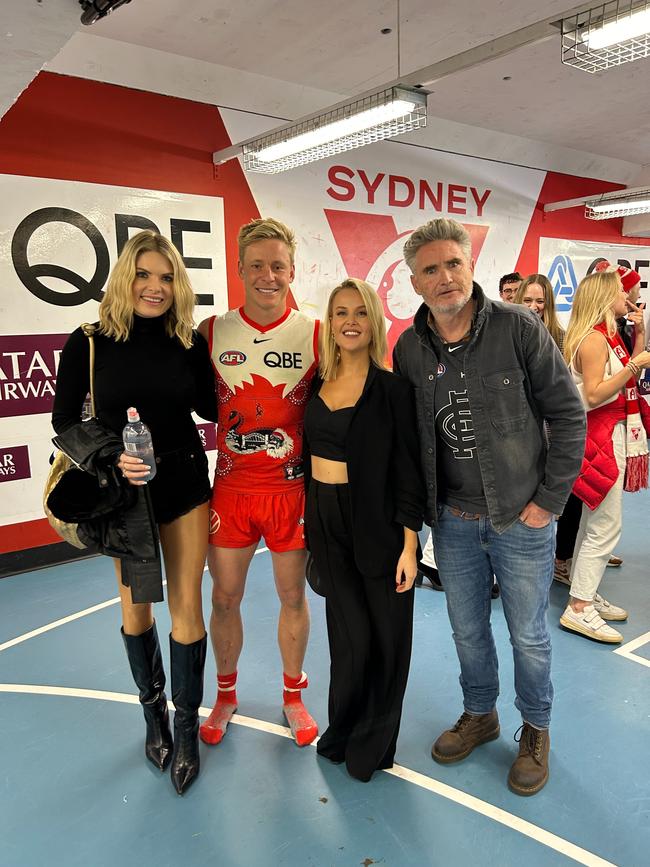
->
xmin=78 ymin=0 xmax=133 ymax=26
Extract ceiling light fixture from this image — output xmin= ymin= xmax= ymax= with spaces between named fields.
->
xmin=241 ymin=87 xmax=426 ymax=174
xmin=561 ymin=0 xmax=650 ymax=72
xmin=586 ymin=193 xmax=650 ymax=219
xmin=211 ymin=3 xmax=604 ymax=173
xmin=544 ymin=185 xmax=650 ymax=219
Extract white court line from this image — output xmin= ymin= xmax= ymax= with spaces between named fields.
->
xmin=0 ymin=597 xmax=122 ymax=653
xmin=613 ymin=630 xmax=650 ymax=669
xmin=0 ymin=682 xmax=616 ymax=867
xmin=0 ymin=541 xmax=616 ymax=867
xmin=0 ymin=549 xmax=270 ymax=654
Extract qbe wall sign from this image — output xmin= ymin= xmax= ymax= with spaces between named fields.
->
xmin=0 ymin=176 xmax=227 ymax=532
xmin=0 ymin=175 xmax=229 ymax=335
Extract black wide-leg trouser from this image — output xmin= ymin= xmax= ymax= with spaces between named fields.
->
xmin=306 ymin=480 xmax=414 ymax=782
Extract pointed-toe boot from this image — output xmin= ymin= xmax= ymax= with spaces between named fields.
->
xmin=122 ymin=622 xmax=174 ymax=771
xmin=169 ymin=633 xmax=207 ymax=795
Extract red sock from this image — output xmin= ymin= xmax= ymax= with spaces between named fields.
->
xmin=199 ymin=671 xmax=238 ymax=746
xmin=282 ymin=671 xmax=319 ymax=747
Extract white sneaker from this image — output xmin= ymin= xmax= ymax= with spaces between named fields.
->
xmin=553 ymin=558 xmax=572 ymax=586
xmin=560 ymin=604 xmax=622 ymax=643
xmin=593 ymin=593 xmax=628 ymax=622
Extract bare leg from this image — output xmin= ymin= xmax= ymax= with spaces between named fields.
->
xmin=272 ymin=548 xmax=309 ymax=678
xmin=114 ymin=559 xmax=153 ymax=636
xmin=273 ymin=548 xmax=318 ymax=746
xmin=200 ymin=543 xmax=256 ymax=745
xmin=159 ymin=502 xmax=209 ymax=644
xmin=158 ymin=503 xmax=210 ymax=794
xmin=207 ymin=544 xmax=256 ymax=671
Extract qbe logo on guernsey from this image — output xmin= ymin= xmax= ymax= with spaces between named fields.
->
xmin=0 ymin=445 xmax=31 ymax=482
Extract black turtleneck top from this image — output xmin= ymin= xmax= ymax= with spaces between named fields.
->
xmin=52 ymin=315 xmax=217 ymax=454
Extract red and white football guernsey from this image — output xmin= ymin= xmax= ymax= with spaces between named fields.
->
xmin=207 ymin=307 xmax=319 ymax=493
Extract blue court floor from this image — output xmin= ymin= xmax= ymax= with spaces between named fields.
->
xmin=1 ymin=492 xmax=650 ymax=867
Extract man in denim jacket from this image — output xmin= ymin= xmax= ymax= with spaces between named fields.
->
xmin=393 ymin=218 xmax=585 ymax=796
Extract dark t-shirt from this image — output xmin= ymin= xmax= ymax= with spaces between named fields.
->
xmin=431 ymin=334 xmax=487 ymax=514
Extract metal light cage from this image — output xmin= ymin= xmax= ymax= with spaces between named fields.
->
xmin=562 ymin=0 xmax=650 ymax=72
xmin=585 ymin=188 xmax=650 ymax=218
xmin=243 ymin=87 xmax=427 ymax=174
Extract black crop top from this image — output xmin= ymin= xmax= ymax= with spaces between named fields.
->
xmin=304 ymin=393 xmax=355 ymax=462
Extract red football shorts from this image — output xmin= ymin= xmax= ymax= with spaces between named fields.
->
xmin=209 ymin=486 xmax=306 ymax=552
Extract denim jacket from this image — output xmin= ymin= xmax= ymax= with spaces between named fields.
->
xmin=392 ymin=283 xmax=586 ymax=532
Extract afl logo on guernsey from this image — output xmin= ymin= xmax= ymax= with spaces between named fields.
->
xmin=220 ymin=350 xmax=246 ymax=366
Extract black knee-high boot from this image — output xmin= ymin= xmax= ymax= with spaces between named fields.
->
xmin=121 ymin=622 xmax=174 ymax=771
xmin=169 ymin=633 xmax=207 ymax=795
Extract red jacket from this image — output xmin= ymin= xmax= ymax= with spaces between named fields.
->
xmin=573 ymin=396 xmax=625 ymax=510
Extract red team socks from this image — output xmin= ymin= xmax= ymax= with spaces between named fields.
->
xmin=282 ymin=671 xmax=319 ymax=747
xmin=200 ymin=670 xmax=318 ymax=747
xmin=199 ymin=671 xmax=238 ymax=745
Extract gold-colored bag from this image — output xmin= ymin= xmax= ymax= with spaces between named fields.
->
xmin=43 ymin=324 xmax=97 ymax=549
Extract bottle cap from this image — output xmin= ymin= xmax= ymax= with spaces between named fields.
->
xmin=127 ymin=407 xmax=140 ymax=422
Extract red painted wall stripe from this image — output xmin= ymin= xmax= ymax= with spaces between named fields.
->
xmin=0 ymin=518 xmax=61 ymax=554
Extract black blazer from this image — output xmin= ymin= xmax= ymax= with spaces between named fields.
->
xmin=303 ymin=364 xmax=425 ymax=577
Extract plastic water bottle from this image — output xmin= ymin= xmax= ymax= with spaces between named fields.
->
xmin=122 ymin=407 xmax=156 ymax=482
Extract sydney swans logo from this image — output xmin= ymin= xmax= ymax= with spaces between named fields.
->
xmin=325 ymin=210 xmax=489 ymax=353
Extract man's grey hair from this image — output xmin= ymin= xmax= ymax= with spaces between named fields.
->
xmin=403 ymin=218 xmax=472 ymax=273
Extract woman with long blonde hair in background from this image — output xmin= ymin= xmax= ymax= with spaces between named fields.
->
xmin=560 ymin=270 xmax=650 ymax=643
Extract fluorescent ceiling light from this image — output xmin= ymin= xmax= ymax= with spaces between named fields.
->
xmin=561 ymin=1 xmax=650 ymax=72
xmin=586 ymin=200 xmax=650 ymax=219
xmin=544 ymin=184 xmax=650 ymax=218
xmin=243 ymin=87 xmax=427 ymax=174
xmin=590 ymin=198 xmax=650 ymax=213
xmin=585 ymin=7 xmax=650 ymax=48
xmin=256 ymin=100 xmax=418 ymax=163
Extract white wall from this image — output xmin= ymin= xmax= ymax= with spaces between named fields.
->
xmin=1 ymin=0 xmax=82 ymax=121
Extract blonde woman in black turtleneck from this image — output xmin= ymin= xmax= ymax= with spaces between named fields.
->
xmin=52 ymin=231 xmax=217 ymax=794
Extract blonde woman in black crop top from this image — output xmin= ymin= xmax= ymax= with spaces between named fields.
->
xmin=303 ymin=278 xmax=425 ymax=782
xmin=53 ymin=231 xmax=217 ymax=795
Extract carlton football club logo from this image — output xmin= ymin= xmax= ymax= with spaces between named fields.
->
xmin=324 ymin=210 xmax=489 ymax=353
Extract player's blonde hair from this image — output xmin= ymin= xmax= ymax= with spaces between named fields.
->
xmin=237 ymin=217 xmax=296 ymax=264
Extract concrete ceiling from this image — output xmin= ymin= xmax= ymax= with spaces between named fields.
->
xmin=84 ymin=0 xmax=650 ymax=167
xmin=5 ymin=0 xmax=650 ymax=168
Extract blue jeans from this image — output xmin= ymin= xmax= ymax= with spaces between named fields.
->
xmin=432 ymin=507 xmax=555 ymax=729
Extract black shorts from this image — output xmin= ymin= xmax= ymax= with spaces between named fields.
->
xmin=147 ymin=445 xmax=211 ymax=525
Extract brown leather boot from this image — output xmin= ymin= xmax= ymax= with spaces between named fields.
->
xmin=431 ymin=709 xmax=500 ymax=764
xmin=508 ymin=723 xmax=550 ymax=796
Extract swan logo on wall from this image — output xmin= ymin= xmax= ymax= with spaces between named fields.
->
xmin=325 ymin=210 xmax=489 ymax=355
